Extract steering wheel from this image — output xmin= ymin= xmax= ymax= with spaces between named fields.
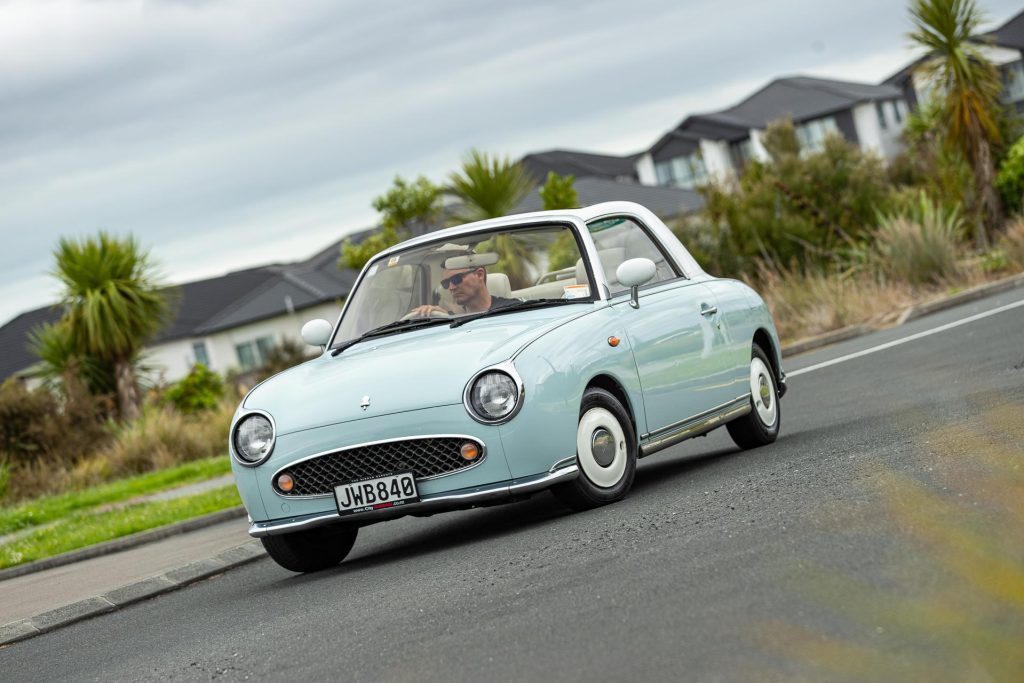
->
xmin=400 ymin=308 xmax=451 ymax=321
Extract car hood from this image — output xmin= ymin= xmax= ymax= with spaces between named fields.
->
xmin=243 ymin=305 xmax=593 ymax=435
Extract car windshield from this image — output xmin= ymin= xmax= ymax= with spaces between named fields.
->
xmin=332 ymin=223 xmax=593 ymax=348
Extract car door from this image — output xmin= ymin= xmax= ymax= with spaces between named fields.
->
xmin=587 ymin=216 xmax=733 ymax=436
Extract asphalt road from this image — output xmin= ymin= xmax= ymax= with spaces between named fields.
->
xmin=4 ymin=288 xmax=1024 ymax=682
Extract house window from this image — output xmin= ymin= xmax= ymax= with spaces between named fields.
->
xmin=235 ymin=335 xmax=276 ymax=370
xmin=1002 ymin=60 xmax=1024 ymax=103
xmin=795 ymin=117 xmax=839 ymax=153
xmin=653 ymin=151 xmax=708 ymax=190
xmin=192 ymin=341 xmax=210 ymax=367
xmin=730 ymin=139 xmax=755 ymax=170
xmin=893 ymin=99 xmax=907 ymax=124
xmin=876 ymin=101 xmax=888 ymax=130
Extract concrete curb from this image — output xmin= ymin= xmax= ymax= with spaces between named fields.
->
xmin=780 ymin=272 xmax=1024 ymax=358
xmin=0 ymin=540 xmax=266 ymax=646
xmin=0 ymin=506 xmax=246 ymax=582
xmin=896 ymin=272 xmax=1024 ymax=325
xmin=781 ymin=324 xmax=873 ymax=358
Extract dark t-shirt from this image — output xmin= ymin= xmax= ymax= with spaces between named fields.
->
xmin=488 ymin=296 xmax=518 ymax=311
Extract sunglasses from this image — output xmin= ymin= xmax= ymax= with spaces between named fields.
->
xmin=440 ymin=269 xmax=477 ymax=289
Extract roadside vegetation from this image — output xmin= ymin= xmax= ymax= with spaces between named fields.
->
xmin=0 ymin=485 xmax=241 ymax=570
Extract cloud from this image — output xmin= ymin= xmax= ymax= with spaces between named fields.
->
xmin=2 ymin=0 xmax=1021 ymax=326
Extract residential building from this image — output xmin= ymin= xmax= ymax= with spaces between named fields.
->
xmin=520 ymin=149 xmax=638 ymax=183
xmin=635 ymin=76 xmax=910 ymax=188
xmin=885 ymin=9 xmax=1024 ymax=113
xmin=0 ymin=243 xmax=360 ymax=385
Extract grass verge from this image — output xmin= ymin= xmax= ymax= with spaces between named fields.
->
xmin=0 ymin=455 xmax=230 ymax=537
xmin=0 ymin=485 xmax=241 ymax=569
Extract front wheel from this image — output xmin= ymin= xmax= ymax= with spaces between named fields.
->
xmin=261 ymin=524 xmax=358 ymax=573
xmin=552 ymin=387 xmax=637 ymax=511
xmin=726 ymin=343 xmax=781 ymax=450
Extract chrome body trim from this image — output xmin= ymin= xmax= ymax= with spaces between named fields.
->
xmin=548 ymin=455 xmax=577 ymax=473
xmin=230 ymin=409 xmax=277 ymax=468
xmin=639 ymin=394 xmax=751 ymax=457
xmin=462 ymin=361 xmax=526 ymax=425
xmin=270 ymin=433 xmax=488 ymax=499
xmin=248 ymin=465 xmax=580 ymax=537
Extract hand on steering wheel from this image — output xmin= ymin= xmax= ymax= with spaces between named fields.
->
xmin=401 ymin=305 xmax=451 ymax=320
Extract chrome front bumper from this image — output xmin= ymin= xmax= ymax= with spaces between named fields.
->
xmin=248 ymin=465 xmax=579 ymax=537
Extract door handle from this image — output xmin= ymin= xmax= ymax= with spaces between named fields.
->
xmin=700 ymin=303 xmax=718 ymax=316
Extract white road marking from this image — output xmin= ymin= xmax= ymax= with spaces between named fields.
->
xmin=787 ymin=298 xmax=1024 ymax=377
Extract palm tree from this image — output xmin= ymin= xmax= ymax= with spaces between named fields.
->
xmin=448 ymin=150 xmax=535 ymax=222
xmin=448 ymin=150 xmax=537 ymax=287
xmin=28 ymin=321 xmax=115 ymax=398
xmin=909 ymin=0 xmax=1003 ymax=247
xmin=52 ymin=233 xmax=169 ymax=421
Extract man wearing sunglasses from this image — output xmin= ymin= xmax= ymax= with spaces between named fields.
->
xmin=409 ymin=265 xmax=516 ymax=317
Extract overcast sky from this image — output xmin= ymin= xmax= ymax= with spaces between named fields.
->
xmin=3 ymin=0 xmax=1022 ymax=326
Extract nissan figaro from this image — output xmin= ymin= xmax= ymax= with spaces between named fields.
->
xmin=229 ymin=201 xmax=786 ymax=572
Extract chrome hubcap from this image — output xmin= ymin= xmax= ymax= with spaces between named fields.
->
xmin=750 ymin=357 xmax=777 ymax=427
xmin=591 ymin=428 xmax=616 ymax=467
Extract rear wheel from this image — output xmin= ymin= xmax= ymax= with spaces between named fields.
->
xmin=726 ymin=343 xmax=780 ymax=450
xmin=553 ymin=387 xmax=637 ymax=511
xmin=261 ymin=524 xmax=358 ymax=573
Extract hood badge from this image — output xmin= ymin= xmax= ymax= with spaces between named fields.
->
xmin=360 ymin=395 xmax=371 ymax=411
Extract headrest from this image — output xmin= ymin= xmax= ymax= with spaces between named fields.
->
xmin=575 ymin=248 xmax=626 ymax=287
xmin=623 ymin=229 xmax=661 ymax=262
xmin=486 ymin=273 xmax=512 ymax=298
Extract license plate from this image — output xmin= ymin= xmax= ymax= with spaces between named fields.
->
xmin=334 ymin=471 xmax=419 ymax=516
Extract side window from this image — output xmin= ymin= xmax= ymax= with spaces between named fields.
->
xmin=586 ymin=217 xmax=680 ymax=294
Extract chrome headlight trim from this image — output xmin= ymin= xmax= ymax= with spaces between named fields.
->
xmin=230 ymin=409 xmax=277 ymax=467
xmin=463 ymin=361 xmax=525 ymax=425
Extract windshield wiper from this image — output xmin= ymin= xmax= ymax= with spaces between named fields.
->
xmin=330 ymin=317 xmax=450 ymax=356
xmin=449 ymin=298 xmax=586 ymax=328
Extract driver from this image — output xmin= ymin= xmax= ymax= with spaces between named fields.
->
xmin=409 ymin=265 xmax=516 ymax=316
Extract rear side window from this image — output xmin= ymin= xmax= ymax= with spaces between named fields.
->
xmin=586 ymin=217 xmax=679 ymax=294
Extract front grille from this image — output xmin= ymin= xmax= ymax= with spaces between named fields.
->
xmin=277 ymin=437 xmax=484 ymax=496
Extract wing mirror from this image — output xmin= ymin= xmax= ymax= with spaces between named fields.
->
xmin=615 ymin=258 xmax=657 ymax=309
xmin=301 ymin=319 xmax=333 ymax=349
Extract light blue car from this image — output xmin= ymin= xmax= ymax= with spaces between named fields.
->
xmin=229 ymin=201 xmax=786 ymax=572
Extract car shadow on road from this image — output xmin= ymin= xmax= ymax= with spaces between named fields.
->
xmin=265 ymin=444 xmax=766 ymax=589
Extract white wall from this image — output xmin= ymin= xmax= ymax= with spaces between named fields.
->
xmin=699 ymin=139 xmax=735 ymax=182
xmin=747 ymin=129 xmax=770 ymax=162
xmin=145 ymin=301 xmax=343 ymax=383
xmin=851 ymin=102 xmax=904 ymax=161
xmin=634 ymin=152 xmax=658 ymax=186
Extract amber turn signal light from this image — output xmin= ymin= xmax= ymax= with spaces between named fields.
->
xmin=276 ymin=473 xmax=294 ymax=492
xmin=460 ymin=442 xmax=480 ymax=461
xmin=607 ymin=336 xmax=620 ymax=347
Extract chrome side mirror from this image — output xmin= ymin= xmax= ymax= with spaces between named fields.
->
xmin=301 ymin=319 xmax=333 ymax=349
xmin=616 ymin=258 xmax=657 ymax=309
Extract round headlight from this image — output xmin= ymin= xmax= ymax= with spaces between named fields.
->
xmin=233 ymin=414 xmax=275 ymax=464
xmin=468 ymin=371 xmax=519 ymax=422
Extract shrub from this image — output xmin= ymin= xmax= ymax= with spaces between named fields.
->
xmin=699 ymin=118 xmax=895 ymax=278
xmin=996 ymin=136 xmax=1024 ymax=215
xmin=873 ymin=193 xmax=964 ymax=285
xmin=72 ymin=399 xmax=235 ymax=485
xmin=751 ymin=262 xmax=914 ymax=342
xmin=0 ymin=380 xmax=108 ymax=468
xmin=998 ymin=216 xmax=1024 ymax=270
xmin=163 ymin=364 xmax=224 ymax=414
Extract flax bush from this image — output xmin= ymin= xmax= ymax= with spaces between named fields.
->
xmin=874 ymin=193 xmax=964 ymax=285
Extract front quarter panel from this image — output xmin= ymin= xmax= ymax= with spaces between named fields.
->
xmin=498 ymin=304 xmax=647 ymax=478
